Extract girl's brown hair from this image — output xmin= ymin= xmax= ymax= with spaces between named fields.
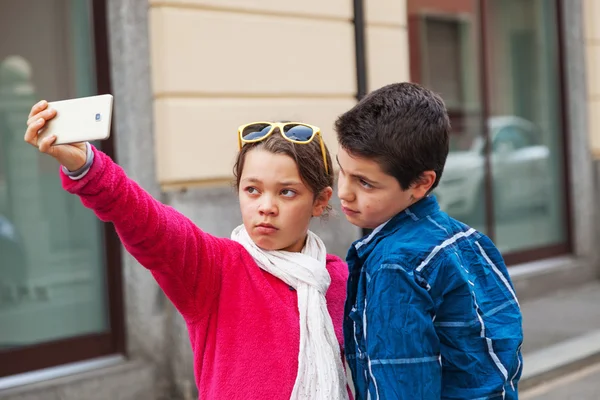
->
xmin=233 ymin=128 xmax=334 ymax=212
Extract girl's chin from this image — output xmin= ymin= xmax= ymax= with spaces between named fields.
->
xmin=251 ymin=236 xmax=281 ymax=251
xmin=252 ymin=236 xmax=302 ymax=252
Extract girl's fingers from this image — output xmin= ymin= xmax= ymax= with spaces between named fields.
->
xmin=24 ymin=118 xmax=45 ymax=145
xmin=26 ymin=110 xmax=45 ymax=126
xmin=27 ymin=107 xmax=56 ymax=126
xmin=28 ymin=100 xmax=48 ymax=119
xmin=38 ymin=135 xmax=57 ymax=153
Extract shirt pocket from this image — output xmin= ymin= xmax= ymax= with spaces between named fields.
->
xmin=348 ymin=305 xmax=367 ymax=362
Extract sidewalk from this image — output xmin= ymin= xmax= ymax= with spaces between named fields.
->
xmin=520 ymin=280 xmax=600 ymax=391
xmin=521 ymin=362 xmax=600 ymax=399
xmin=521 ymin=281 xmax=600 ymax=354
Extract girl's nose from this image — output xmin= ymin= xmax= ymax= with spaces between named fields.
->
xmin=258 ymin=196 xmax=278 ymax=216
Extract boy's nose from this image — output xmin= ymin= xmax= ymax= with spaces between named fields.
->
xmin=337 ymin=175 xmax=355 ymax=203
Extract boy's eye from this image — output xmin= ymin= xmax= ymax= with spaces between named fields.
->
xmin=281 ymin=189 xmax=297 ymax=198
xmin=359 ymin=179 xmax=373 ymax=189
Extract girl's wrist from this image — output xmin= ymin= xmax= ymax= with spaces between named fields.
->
xmin=62 ymin=142 xmax=94 ymax=179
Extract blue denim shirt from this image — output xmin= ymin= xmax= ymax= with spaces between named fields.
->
xmin=343 ymin=196 xmax=523 ymax=400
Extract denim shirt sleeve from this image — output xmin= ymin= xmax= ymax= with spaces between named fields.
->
xmin=364 ymin=263 xmax=442 ymax=399
xmin=429 ymin=245 xmax=523 ymax=400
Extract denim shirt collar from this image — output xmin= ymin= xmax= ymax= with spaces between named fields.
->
xmin=351 ymin=195 xmax=441 ymax=259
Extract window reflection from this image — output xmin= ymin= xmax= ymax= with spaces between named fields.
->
xmin=409 ymin=0 xmax=568 ymax=255
xmin=0 ymin=1 xmax=108 ymax=350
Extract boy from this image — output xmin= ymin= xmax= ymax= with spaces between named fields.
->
xmin=335 ymin=83 xmax=523 ymax=399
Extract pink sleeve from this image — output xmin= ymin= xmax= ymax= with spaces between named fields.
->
xmin=325 ymin=254 xmax=349 ymax=347
xmin=61 ymin=146 xmax=231 ymax=319
xmin=325 ymin=255 xmax=352 ymax=399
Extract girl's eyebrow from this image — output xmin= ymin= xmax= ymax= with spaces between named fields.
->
xmin=278 ymin=180 xmax=303 ymax=186
xmin=241 ymin=177 xmax=262 ymax=184
xmin=241 ymin=177 xmax=302 ymax=186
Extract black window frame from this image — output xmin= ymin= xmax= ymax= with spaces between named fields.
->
xmin=0 ymin=0 xmax=125 ymax=378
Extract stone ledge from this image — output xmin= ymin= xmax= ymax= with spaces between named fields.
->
xmin=520 ymin=330 xmax=600 ymax=391
xmin=510 ymin=256 xmax=599 ymax=302
xmin=0 ymin=359 xmax=157 ymax=400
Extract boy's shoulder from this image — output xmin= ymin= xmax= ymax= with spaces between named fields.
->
xmin=367 ymin=210 xmax=478 ymax=272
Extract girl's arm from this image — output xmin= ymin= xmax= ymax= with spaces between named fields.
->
xmin=62 ymin=146 xmax=233 ymax=319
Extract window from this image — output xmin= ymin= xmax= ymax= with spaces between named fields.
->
xmin=408 ymin=0 xmax=570 ymax=263
xmin=0 ymin=0 xmax=123 ymax=377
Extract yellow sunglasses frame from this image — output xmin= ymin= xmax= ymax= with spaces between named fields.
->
xmin=237 ymin=121 xmax=329 ymax=174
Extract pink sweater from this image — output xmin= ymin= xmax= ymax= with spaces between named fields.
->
xmin=61 ymin=147 xmax=349 ymax=399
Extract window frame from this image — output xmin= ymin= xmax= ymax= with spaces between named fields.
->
xmin=0 ymin=0 xmax=125 ymax=378
xmin=405 ymin=0 xmax=572 ymax=266
xmin=481 ymin=0 xmax=572 ymax=265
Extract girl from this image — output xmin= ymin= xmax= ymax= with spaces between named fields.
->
xmin=24 ymin=101 xmax=349 ymax=400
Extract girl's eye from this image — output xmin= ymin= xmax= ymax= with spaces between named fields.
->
xmin=359 ymin=179 xmax=373 ymax=189
xmin=281 ymin=189 xmax=297 ymax=198
xmin=245 ymin=186 xmax=259 ymax=195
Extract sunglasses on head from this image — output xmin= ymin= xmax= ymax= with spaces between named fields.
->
xmin=237 ymin=121 xmax=329 ymax=174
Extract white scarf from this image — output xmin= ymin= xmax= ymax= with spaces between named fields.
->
xmin=231 ymin=225 xmax=348 ymax=400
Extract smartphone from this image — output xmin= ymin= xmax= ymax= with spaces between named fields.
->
xmin=38 ymin=94 xmax=113 ymax=145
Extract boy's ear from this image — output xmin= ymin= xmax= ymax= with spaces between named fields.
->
xmin=410 ymin=171 xmax=436 ymax=200
xmin=313 ymin=186 xmax=333 ymax=217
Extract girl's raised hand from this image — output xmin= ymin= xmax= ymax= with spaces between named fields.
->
xmin=24 ymin=100 xmax=87 ymax=172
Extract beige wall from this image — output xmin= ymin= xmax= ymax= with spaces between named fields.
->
xmin=364 ymin=0 xmax=409 ymax=92
xmin=584 ymin=0 xmax=600 ymax=158
xmin=149 ymin=0 xmax=410 ymax=186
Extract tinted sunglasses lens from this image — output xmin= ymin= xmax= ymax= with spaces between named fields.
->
xmin=242 ymin=124 xmax=272 ymax=140
xmin=283 ymin=124 xmax=315 ymax=142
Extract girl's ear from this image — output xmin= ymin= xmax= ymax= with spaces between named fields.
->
xmin=312 ymin=186 xmax=333 ymax=217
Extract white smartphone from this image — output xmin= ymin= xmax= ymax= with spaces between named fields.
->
xmin=38 ymin=94 xmax=114 ymax=145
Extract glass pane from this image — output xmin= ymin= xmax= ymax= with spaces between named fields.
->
xmin=486 ymin=0 xmax=567 ymax=253
xmin=0 ymin=0 xmax=108 ymax=350
xmin=407 ymin=0 xmax=487 ymax=232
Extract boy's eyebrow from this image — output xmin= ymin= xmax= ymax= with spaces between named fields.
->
xmin=336 ymin=155 xmax=378 ymax=184
xmin=335 ymin=155 xmax=343 ymax=170
xmin=352 ymin=172 xmax=377 ymax=184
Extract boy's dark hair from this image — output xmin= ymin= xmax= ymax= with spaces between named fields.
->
xmin=233 ymin=128 xmax=334 ymax=213
xmin=335 ymin=82 xmax=450 ymax=191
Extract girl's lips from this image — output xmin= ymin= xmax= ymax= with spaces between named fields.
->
xmin=255 ymin=224 xmax=278 ymax=235
xmin=341 ymin=206 xmax=359 ymax=216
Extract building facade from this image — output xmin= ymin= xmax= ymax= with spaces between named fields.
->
xmin=0 ymin=0 xmax=597 ymax=398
